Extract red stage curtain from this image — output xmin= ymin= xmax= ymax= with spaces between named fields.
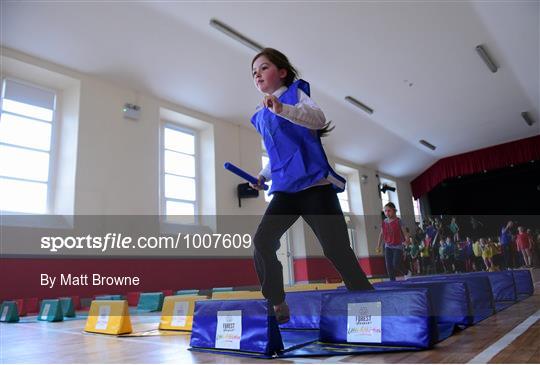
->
xmin=411 ymin=135 xmax=540 ymax=199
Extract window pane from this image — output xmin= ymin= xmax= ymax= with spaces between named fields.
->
xmin=3 ymin=79 xmax=56 ymax=110
xmin=381 ymin=191 xmax=390 ymax=209
xmin=0 ymin=145 xmax=49 ymax=182
xmin=166 ymin=200 xmax=195 ymax=224
xmin=0 ymin=178 xmax=47 ymax=213
xmin=337 ymin=191 xmax=348 ymax=202
xmin=2 ymin=99 xmax=53 ymax=122
xmin=339 ymin=199 xmax=350 ymax=213
xmin=164 ymin=174 xmax=195 ymax=201
xmin=0 ymin=113 xmax=52 ymax=150
xmin=164 ymin=150 xmax=195 ymax=177
xmin=164 ymin=128 xmax=194 ymax=154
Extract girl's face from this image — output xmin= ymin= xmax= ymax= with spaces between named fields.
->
xmin=384 ymin=207 xmax=396 ymax=218
xmin=252 ymin=56 xmax=287 ymax=95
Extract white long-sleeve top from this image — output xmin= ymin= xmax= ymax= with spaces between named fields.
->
xmin=257 ymin=85 xmax=344 ymax=191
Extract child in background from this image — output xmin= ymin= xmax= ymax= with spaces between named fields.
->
xmin=409 ymin=236 xmax=420 ymax=275
xmin=439 ymin=237 xmax=449 ymax=273
xmin=472 ymin=238 xmax=484 ymax=271
xmin=464 ymin=237 xmax=474 ymax=272
xmin=432 ymin=233 xmax=442 ymax=274
xmin=455 ymin=239 xmax=466 ymax=273
xmin=403 ymin=235 xmax=413 ymax=277
xmin=500 ymin=221 xmax=514 ymax=269
xmin=449 ymin=217 xmax=460 ymax=242
xmin=492 ymin=237 xmax=503 ymax=268
xmin=419 ymin=233 xmax=432 ymax=275
xmin=489 ymin=238 xmax=501 ymax=271
xmin=377 ymin=202 xmax=409 ymax=281
xmin=527 ymin=229 xmax=537 ymax=267
xmin=480 ymin=238 xmax=494 ymax=271
xmin=446 ymin=236 xmax=456 ymax=273
xmin=516 ymin=226 xmax=532 ymax=267
xmin=415 ymin=224 xmax=425 ymax=246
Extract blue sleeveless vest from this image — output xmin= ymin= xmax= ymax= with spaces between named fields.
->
xmin=250 ymin=79 xmax=346 ymax=195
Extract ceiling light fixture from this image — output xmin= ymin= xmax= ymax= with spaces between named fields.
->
xmin=521 ymin=111 xmax=536 ymax=126
xmin=419 ymin=139 xmax=436 ymax=150
xmin=344 ymin=96 xmax=373 ymax=115
xmin=475 ymin=45 xmax=498 ymax=73
xmin=209 ymin=18 xmax=263 ymax=52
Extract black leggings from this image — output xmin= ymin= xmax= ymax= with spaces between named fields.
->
xmin=253 ymin=184 xmax=373 ymax=305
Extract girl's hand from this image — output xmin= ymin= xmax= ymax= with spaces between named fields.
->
xmin=376 ymin=245 xmax=382 ymax=254
xmin=263 ymin=95 xmax=283 ymax=114
xmin=250 ymin=175 xmax=267 ymax=191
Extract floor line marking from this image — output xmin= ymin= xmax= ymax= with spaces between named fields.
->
xmin=6 ymin=322 xmax=178 ymax=347
xmin=467 ymin=309 xmax=540 ymax=364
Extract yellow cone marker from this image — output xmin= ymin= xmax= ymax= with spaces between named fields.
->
xmin=211 ymin=291 xmax=264 ymax=300
xmin=84 ymin=300 xmax=132 ymax=335
xmin=159 ymin=295 xmax=207 ymax=331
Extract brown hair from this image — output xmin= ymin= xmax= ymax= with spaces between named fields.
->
xmin=252 ymin=47 xmax=334 ymax=137
xmin=252 ymin=48 xmax=298 ymax=86
xmin=384 ymin=202 xmax=397 ymax=211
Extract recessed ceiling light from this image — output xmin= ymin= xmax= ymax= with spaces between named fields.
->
xmin=521 ymin=111 xmax=536 ymax=126
xmin=209 ymin=18 xmax=263 ymax=52
xmin=475 ymin=45 xmax=498 ymax=73
xmin=419 ymin=139 xmax=436 ymax=150
xmin=344 ymin=96 xmax=373 ymax=115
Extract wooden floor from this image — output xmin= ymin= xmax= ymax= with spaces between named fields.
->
xmin=1 ymin=269 xmax=539 ymax=364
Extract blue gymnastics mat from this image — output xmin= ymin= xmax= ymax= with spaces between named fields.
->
xmin=512 ymin=269 xmax=534 ymax=300
xmin=189 ymin=271 xmax=533 ymax=359
xmin=408 ymin=274 xmax=495 ymax=323
xmin=375 ymin=280 xmax=471 ymax=340
xmin=189 ymin=289 xmax=436 ymax=358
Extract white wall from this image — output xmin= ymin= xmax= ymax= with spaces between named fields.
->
xmin=1 ymin=47 xmax=417 ymax=260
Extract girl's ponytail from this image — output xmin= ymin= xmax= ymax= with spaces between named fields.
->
xmin=318 ymin=121 xmax=335 ymax=137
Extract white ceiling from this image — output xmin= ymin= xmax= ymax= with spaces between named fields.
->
xmin=3 ymin=1 xmax=539 ymax=181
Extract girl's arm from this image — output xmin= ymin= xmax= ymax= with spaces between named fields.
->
xmin=276 ymin=89 xmax=326 ymax=130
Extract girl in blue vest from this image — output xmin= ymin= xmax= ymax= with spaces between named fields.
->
xmin=249 ymin=48 xmax=373 ymax=323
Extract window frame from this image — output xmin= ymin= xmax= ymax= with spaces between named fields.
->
xmin=159 ymin=121 xmax=199 ymax=223
xmin=380 ymin=178 xmax=399 ymax=218
xmin=0 ymin=77 xmax=58 ymax=215
xmin=338 ymin=184 xmax=351 ymax=214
